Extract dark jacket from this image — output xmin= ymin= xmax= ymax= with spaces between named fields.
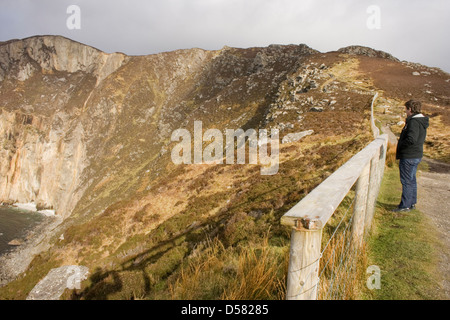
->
xmin=396 ymin=113 xmax=429 ymax=159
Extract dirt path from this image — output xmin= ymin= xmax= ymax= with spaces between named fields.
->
xmin=382 ymin=125 xmax=450 ymax=298
xmin=417 ymin=157 xmax=450 ymax=298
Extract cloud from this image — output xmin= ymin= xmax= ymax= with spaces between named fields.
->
xmin=0 ymin=0 xmax=449 ymax=72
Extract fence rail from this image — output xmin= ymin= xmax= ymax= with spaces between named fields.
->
xmin=281 ymin=132 xmax=388 ymax=300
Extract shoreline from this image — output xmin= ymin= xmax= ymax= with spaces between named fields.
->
xmin=0 ymin=205 xmax=63 ymax=287
xmin=6 ymin=202 xmax=56 ymax=217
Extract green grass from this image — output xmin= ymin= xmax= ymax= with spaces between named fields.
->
xmin=363 ymin=163 xmax=446 ymax=300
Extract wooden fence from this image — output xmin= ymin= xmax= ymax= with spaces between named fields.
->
xmin=281 ymin=94 xmax=388 ymax=299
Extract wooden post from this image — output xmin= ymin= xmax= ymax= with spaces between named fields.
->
xmin=377 ymin=139 xmax=388 ymax=187
xmin=286 ymin=228 xmax=323 ymax=300
xmin=281 ymin=135 xmax=389 ymax=300
xmin=364 ymin=150 xmax=380 ymax=233
xmin=365 ymin=138 xmax=388 ymax=234
xmin=351 ymin=162 xmax=370 ymax=247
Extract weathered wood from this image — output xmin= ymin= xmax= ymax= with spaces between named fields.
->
xmin=281 ymin=135 xmax=388 ymax=230
xmin=286 ymin=228 xmax=322 ymax=300
xmin=364 ymin=144 xmax=385 ymax=233
xmin=364 ymin=149 xmax=380 ymax=232
xmin=282 ymin=134 xmax=388 ymax=300
xmin=351 ymin=162 xmax=370 ymax=247
xmin=377 ymin=140 xmax=388 ymax=190
xmin=370 ymin=92 xmax=380 ymax=138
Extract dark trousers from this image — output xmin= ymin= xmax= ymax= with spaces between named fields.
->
xmin=398 ymin=158 xmax=421 ymax=209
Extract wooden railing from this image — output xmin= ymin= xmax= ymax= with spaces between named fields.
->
xmin=281 ymin=93 xmax=387 ymax=299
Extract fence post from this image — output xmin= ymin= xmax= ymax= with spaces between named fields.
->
xmin=364 ymin=149 xmax=380 ymax=233
xmin=351 ymin=162 xmax=370 ymax=247
xmin=377 ymin=138 xmax=388 ymax=187
xmin=286 ymin=228 xmax=322 ymax=300
xmin=365 ymin=137 xmax=388 ymax=234
xmin=281 ymin=135 xmax=388 ymax=300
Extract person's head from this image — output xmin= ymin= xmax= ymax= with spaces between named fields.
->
xmin=404 ymin=100 xmax=422 ymax=117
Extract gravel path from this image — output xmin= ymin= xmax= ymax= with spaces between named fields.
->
xmin=417 ymin=157 xmax=450 ymax=299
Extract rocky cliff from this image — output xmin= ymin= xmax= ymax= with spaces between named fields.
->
xmin=1 ymin=36 xmax=449 ymax=222
xmin=1 ymin=36 xmax=449 ymax=299
xmin=0 ymin=36 xmax=322 ymax=219
xmin=0 ymin=36 xmax=125 ymax=218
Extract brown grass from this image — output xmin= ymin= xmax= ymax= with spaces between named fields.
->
xmin=386 ymin=141 xmax=397 ymax=167
xmin=318 ymin=233 xmax=368 ymax=300
xmin=168 ymin=234 xmax=288 ymax=300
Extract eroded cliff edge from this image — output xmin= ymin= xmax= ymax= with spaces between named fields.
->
xmin=0 ymin=36 xmax=127 ymax=218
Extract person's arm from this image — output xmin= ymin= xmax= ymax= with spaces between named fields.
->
xmin=403 ymin=119 xmax=420 ymax=146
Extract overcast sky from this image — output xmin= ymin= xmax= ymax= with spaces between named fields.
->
xmin=1 ymin=0 xmax=449 ymax=72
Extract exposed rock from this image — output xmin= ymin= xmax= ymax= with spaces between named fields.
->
xmin=8 ymin=239 xmax=24 ymax=246
xmin=251 ymin=52 xmax=269 ymax=73
xmin=282 ymin=130 xmax=314 ymax=144
xmin=309 ymin=106 xmax=324 ymax=112
xmin=0 ymin=109 xmax=88 ymax=219
xmin=276 ymin=122 xmax=294 ymax=131
xmin=27 ymin=265 xmax=89 ymax=300
xmin=0 ymin=35 xmax=126 ymax=84
xmin=337 ymin=45 xmax=399 ymax=62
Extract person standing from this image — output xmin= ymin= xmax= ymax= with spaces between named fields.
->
xmin=394 ymin=100 xmax=429 ymax=212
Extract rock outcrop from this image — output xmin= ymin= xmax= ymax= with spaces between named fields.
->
xmin=337 ymin=45 xmax=399 ymax=62
xmin=0 ymin=35 xmax=126 ymax=84
xmin=26 ymin=265 xmax=89 ymax=300
xmin=282 ymin=130 xmax=314 ymax=144
xmin=0 ymin=36 xmax=128 ymax=218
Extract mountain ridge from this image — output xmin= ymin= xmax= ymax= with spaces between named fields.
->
xmin=0 ymin=35 xmax=448 ymax=298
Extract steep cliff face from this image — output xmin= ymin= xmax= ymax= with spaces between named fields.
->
xmin=0 ymin=36 xmax=126 ymax=218
xmin=0 ymin=35 xmax=126 ymax=84
xmin=0 ymin=108 xmax=86 ymax=218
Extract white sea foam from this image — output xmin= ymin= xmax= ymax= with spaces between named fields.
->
xmin=12 ymin=203 xmax=56 ymax=216
xmin=38 ymin=210 xmax=56 ymax=217
xmin=13 ymin=202 xmax=37 ymax=211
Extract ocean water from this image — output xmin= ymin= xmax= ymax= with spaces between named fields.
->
xmin=0 ymin=206 xmax=44 ymax=256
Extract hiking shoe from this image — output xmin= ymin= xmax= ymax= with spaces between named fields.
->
xmin=392 ymin=207 xmax=411 ymax=212
xmin=410 ymin=204 xmax=416 ymax=210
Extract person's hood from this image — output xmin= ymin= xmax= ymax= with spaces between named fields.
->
xmin=410 ymin=113 xmax=429 ymax=129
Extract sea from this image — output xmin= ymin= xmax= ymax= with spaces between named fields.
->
xmin=0 ymin=206 xmax=44 ymax=256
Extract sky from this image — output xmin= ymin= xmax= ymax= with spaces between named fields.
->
xmin=1 ymin=0 xmax=449 ymax=72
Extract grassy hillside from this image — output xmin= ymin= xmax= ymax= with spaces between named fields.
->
xmin=1 ymin=38 xmax=449 ymax=300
